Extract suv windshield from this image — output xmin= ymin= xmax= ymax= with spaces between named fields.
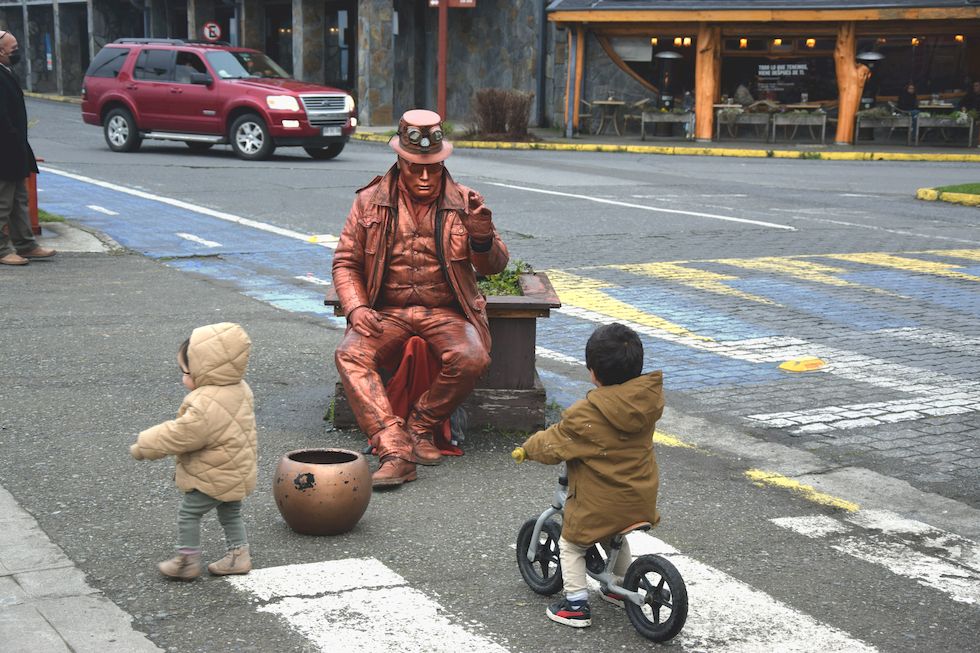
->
xmin=205 ymin=51 xmax=290 ymax=80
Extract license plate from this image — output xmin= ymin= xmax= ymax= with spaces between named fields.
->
xmin=322 ymin=126 xmax=342 ymax=136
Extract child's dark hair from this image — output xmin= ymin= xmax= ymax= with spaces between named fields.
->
xmin=178 ymin=338 xmax=191 ymax=370
xmin=585 ymin=323 xmax=643 ymax=386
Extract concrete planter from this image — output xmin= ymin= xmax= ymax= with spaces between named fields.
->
xmin=915 ymin=116 xmax=975 ymax=146
xmin=771 ymin=113 xmax=827 ymax=143
xmin=715 ymin=112 xmax=770 ymax=140
xmin=327 ymin=272 xmax=561 ymax=433
xmin=640 ymin=111 xmax=695 ymax=140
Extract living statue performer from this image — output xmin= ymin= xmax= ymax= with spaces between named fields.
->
xmin=332 ymin=109 xmax=509 ymax=488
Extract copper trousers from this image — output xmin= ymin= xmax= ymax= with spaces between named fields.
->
xmin=335 ymin=306 xmax=490 ymax=460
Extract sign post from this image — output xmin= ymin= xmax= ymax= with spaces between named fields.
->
xmin=428 ymin=0 xmax=476 ymax=120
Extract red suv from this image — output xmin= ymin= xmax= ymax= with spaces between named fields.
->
xmin=81 ymin=38 xmax=356 ymax=160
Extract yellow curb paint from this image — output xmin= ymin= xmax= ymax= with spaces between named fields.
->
xmin=939 ymin=191 xmax=980 ymax=207
xmin=614 ymin=261 xmax=777 ymax=305
xmin=545 ymin=269 xmax=713 ymax=341
xmin=25 ymin=92 xmax=83 ymax=105
xmin=824 ymin=252 xmax=980 ymax=282
xmin=353 ymin=133 xmax=980 ymax=162
xmin=653 ymin=431 xmax=696 ymax=449
xmin=745 ymin=470 xmax=859 ymax=512
xmin=916 ymin=188 xmax=940 ymax=201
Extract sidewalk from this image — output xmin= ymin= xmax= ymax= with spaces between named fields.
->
xmin=0 ymin=223 xmax=162 ymax=652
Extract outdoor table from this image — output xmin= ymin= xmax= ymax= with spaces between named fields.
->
xmin=592 ymin=99 xmax=626 ymax=136
xmin=771 ymin=105 xmax=827 ymax=144
xmin=640 ymin=111 xmax=695 ymax=140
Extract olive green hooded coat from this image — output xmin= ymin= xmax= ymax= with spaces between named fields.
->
xmin=521 ymin=371 xmax=663 ymax=546
xmin=132 ymin=323 xmax=257 ymax=502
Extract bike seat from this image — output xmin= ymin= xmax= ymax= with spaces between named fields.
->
xmin=618 ymin=521 xmax=653 ymax=535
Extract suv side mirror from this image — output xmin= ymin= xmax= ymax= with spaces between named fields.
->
xmin=190 ymin=72 xmax=213 ymax=86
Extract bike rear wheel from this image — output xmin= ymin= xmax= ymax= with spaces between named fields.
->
xmin=623 ymin=554 xmax=688 ymax=642
xmin=515 ymin=518 xmax=563 ymax=595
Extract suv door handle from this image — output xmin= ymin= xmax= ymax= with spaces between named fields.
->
xmin=125 ymin=84 xmax=137 ymax=90
xmin=170 ymin=87 xmax=183 ymax=94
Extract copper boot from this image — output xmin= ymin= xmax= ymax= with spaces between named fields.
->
xmin=372 ymin=456 xmax=417 ymax=487
xmin=158 ymin=552 xmax=202 ymax=581
xmin=409 ymin=430 xmax=443 ymax=466
xmin=208 ymin=545 xmax=252 ymax=576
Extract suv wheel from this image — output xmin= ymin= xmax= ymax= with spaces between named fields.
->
xmin=230 ymin=114 xmax=275 ymax=160
xmin=304 ymin=143 xmax=345 ymax=160
xmin=104 ymin=108 xmax=141 ymax=152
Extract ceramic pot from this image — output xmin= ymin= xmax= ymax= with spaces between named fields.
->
xmin=273 ymin=448 xmax=371 ymax=535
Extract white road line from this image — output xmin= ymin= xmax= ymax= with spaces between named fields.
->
xmin=86 ymin=204 xmax=119 ymax=215
xmin=294 ymin=274 xmax=332 ymax=286
xmin=227 ymin=559 xmax=509 ymax=653
xmin=781 ymin=214 xmax=980 ymax=245
xmin=41 ymin=166 xmax=339 ymax=249
xmin=535 ymin=346 xmax=582 ymax=366
xmin=773 ymin=510 xmax=980 ymax=605
xmin=176 ymin=232 xmax=222 ymax=248
xmin=485 ymin=181 xmax=797 ymax=231
xmin=616 ymin=532 xmax=877 ymax=651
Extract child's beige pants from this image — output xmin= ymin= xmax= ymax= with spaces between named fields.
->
xmin=559 ymin=535 xmax=632 ymax=596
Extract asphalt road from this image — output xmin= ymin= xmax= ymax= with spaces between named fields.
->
xmin=2 ymin=98 xmax=979 ymax=652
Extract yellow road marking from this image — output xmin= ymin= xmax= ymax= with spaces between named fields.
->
xmin=745 ymin=470 xmax=859 ymax=512
xmin=614 ymin=262 xmax=776 ymax=305
xmin=545 ymin=270 xmax=713 ymax=341
xmin=713 ymin=256 xmax=860 ymax=289
xmin=653 ymin=431 xmax=696 ymax=449
xmin=925 ymin=248 xmax=980 ymax=263
xmin=823 ymin=253 xmax=980 ymax=282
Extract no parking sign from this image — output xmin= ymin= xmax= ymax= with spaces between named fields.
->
xmin=203 ymin=22 xmax=222 ymax=42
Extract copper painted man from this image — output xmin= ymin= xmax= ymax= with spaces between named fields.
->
xmin=333 ymin=109 xmax=509 ymax=488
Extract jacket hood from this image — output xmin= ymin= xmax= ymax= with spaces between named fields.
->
xmin=187 ymin=322 xmax=251 ymax=387
xmin=586 ymin=371 xmax=664 ymax=435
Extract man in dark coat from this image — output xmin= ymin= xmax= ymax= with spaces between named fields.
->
xmin=0 ymin=29 xmax=55 ymax=266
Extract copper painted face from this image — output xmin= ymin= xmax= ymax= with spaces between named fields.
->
xmin=398 ymin=157 xmax=444 ymax=202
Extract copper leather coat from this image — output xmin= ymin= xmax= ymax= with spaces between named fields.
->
xmin=333 ymin=164 xmax=509 ymax=351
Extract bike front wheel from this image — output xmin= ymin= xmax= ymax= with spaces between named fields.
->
xmin=623 ymin=554 xmax=688 ymax=642
xmin=515 ymin=518 xmax=563 ymax=595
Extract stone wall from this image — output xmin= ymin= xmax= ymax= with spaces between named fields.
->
xmin=90 ymin=0 xmax=142 ymax=51
xmin=0 ymin=7 xmax=28 ymax=85
xmin=357 ymin=0 xmax=394 ymax=125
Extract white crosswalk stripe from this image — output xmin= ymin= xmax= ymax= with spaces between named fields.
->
xmin=226 ymin=558 xmax=509 ymax=653
xmin=773 ymin=510 xmax=980 ymax=605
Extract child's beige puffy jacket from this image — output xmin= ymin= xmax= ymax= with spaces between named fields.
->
xmin=133 ymin=323 xmax=257 ymax=502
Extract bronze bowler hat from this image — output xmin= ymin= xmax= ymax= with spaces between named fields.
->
xmin=389 ymin=109 xmax=453 ymax=164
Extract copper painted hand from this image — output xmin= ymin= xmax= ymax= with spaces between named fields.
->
xmin=349 ymin=306 xmax=385 ymax=337
xmin=460 ymin=189 xmax=494 ymax=242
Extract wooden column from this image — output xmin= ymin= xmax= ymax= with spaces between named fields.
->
xmin=834 ymin=21 xmax=871 ymax=145
xmin=573 ymin=27 xmax=586 ymax=133
xmin=695 ymin=22 xmax=721 ymax=142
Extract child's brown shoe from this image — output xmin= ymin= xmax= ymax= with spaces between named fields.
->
xmin=207 ymin=545 xmax=252 ymax=575
xmin=158 ymin=552 xmax=202 ymax=581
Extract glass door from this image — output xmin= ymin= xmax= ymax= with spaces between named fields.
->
xmin=324 ymin=1 xmax=356 ymax=90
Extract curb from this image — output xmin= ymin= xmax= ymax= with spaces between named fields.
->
xmin=352 ymin=131 xmax=980 ymax=162
xmin=25 ymin=91 xmax=83 ymax=105
xmin=916 ymin=187 xmax=980 ymax=206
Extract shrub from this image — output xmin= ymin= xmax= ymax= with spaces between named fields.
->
xmin=470 ymin=88 xmax=534 ymax=139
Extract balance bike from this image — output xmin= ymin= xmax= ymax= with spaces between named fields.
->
xmin=516 ymin=467 xmax=688 ymax=642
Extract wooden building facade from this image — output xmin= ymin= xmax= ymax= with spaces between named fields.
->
xmin=547 ymin=0 xmax=980 ymax=143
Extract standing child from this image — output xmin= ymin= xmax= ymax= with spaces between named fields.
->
xmin=131 ymin=322 xmax=258 ymax=581
xmin=512 ymin=323 xmax=663 ymax=628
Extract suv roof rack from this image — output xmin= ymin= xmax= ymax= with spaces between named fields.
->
xmin=113 ymin=38 xmax=185 ymax=45
xmin=112 ymin=38 xmax=235 ymax=47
